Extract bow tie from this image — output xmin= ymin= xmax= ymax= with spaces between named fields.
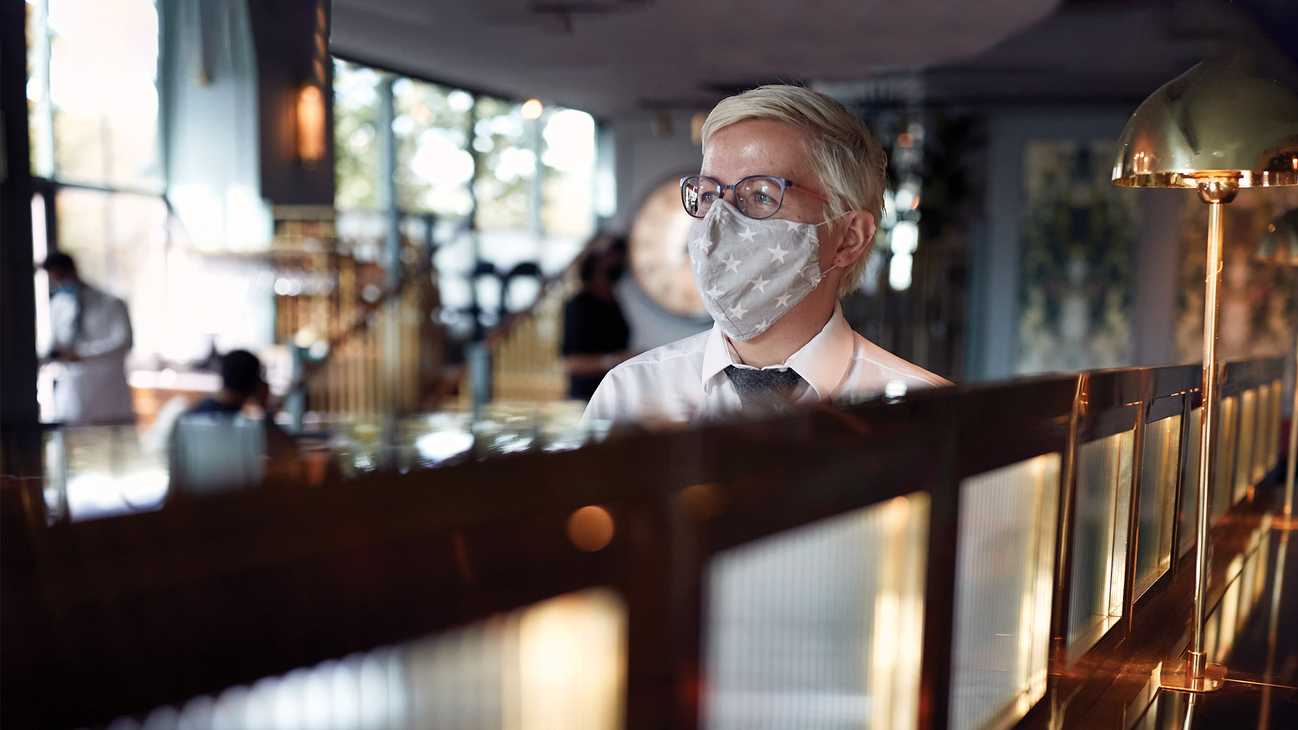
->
xmin=723 ymin=365 xmax=806 ymax=411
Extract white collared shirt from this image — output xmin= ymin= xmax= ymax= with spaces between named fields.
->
xmin=583 ymin=305 xmax=950 ymax=426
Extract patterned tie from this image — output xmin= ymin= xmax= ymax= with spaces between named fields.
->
xmin=724 ymin=365 xmax=806 ymax=411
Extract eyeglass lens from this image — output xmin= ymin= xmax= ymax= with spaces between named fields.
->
xmin=682 ymin=176 xmax=785 ymax=219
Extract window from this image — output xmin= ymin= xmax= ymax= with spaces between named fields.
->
xmin=333 ymin=59 xmax=383 ymax=210
xmin=473 ymin=96 xmax=534 ymax=231
xmin=31 ymin=0 xmax=161 ymax=190
xmin=26 ymin=0 xmax=167 ymax=387
xmin=333 ymin=58 xmax=599 ymax=335
xmin=393 ymin=78 xmax=474 ymax=217
xmin=541 ymin=108 xmax=597 ymax=238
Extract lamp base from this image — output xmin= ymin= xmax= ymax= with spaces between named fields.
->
xmin=1159 ymin=660 xmax=1227 ymax=693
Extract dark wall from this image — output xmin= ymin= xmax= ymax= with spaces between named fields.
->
xmin=1 ymin=0 xmax=39 ymax=437
xmin=248 ymin=0 xmax=335 ymax=206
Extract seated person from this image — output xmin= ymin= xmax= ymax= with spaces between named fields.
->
xmin=168 ymin=350 xmax=299 ymax=493
xmin=562 ymin=241 xmax=631 ymax=401
xmin=584 ymin=85 xmax=950 ymax=426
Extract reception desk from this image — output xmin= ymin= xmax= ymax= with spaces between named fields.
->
xmin=2 ymin=358 xmax=1293 ymax=729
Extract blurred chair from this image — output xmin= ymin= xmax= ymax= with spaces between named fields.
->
xmin=168 ymin=414 xmax=267 ymax=496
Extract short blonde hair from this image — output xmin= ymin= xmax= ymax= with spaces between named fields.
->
xmin=700 ymin=84 xmax=886 ymax=296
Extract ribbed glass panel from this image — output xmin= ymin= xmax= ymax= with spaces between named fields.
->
xmin=950 ymin=454 xmax=1060 ymax=730
xmin=704 ymin=495 xmax=930 ymax=730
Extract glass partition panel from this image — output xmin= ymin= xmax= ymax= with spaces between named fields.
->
xmin=107 ymin=588 xmax=626 ymax=729
xmin=1211 ymin=396 xmax=1238 ymax=524
xmin=1267 ymin=380 xmax=1283 ymax=472
xmin=1067 ymin=430 xmax=1135 ymax=658
xmin=1135 ymin=416 xmax=1181 ymax=598
xmin=1253 ymin=384 xmax=1271 ymax=484
xmin=43 ymin=424 xmax=170 ymax=523
xmin=950 ymin=454 xmax=1060 ymax=730
xmin=1179 ymin=407 xmax=1203 ymax=558
xmin=704 ymin=494 xmax=929 ymax=730
xmin=1233 ymin=389 xmax=1257 ymax=503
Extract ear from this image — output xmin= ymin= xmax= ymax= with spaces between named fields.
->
xmin=832 ymin=210 xmax=877 ymax=269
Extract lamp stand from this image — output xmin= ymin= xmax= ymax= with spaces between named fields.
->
xmin=1160 ymin=179 xmax=1238 ymax=693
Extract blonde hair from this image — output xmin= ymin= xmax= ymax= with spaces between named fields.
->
xmin=700 ymin=84 xmax=886 ymax=296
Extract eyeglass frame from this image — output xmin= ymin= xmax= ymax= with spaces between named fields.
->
xmin=679 ymin=174 xmax=830 ymax=220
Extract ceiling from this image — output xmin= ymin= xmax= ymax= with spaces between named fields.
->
xmin=330 ymin=0 xmax=1062 ymax=116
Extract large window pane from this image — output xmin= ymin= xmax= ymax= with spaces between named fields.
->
xmin=474 ymin=96 xmax=533 ymax=231
xmin=55 ymin=189 xmax=167 ymax=358
xmin=393 ymin=78 xmax=474 ymax=217
xmin=334 ymin=59 xmax=383 ymax=210
xmin=26 ymin=0 xmax=53 ymax=176
xmin=541 ymin=108 xmax=596 ymax=238
xmin=46 ymin=0 xmax=160 ymax=189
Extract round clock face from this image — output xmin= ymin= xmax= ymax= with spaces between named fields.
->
xmin=628 ymin=177 xmax=706 ymax=318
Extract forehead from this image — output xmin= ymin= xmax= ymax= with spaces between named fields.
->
xmin=701 ymin=119 xmax=815 ymax=183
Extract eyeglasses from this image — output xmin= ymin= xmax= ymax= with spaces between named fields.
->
xmin=680 ymin=174 xmax=828 ymax=220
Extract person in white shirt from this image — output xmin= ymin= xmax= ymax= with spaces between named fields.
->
xmin=42 ymin=253 xmax=136 ymax=425
xmin=585 ymin=85 xmax=949 ymax=426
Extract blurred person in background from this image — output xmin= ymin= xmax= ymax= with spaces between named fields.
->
xmin=168 ymin=349 xmax=301 ymax=493
xmin=41 ymin=253 xmax=135 ymax=425
xmin=585 ymin=85 xmax=949 ymax=425
xmin=562 ymin=239 xmax=631 ymax=401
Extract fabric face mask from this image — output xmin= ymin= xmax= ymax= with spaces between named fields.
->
xmin=687 ymin=198 xmax=839 ymax=341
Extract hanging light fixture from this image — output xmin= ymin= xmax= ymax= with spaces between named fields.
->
xmin=296 ymin=83 xmax=327 ymax=164
xmin=1112 ymin=51 xmax=1298 ymax=693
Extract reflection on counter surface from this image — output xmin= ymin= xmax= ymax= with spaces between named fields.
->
xmin=36 ymin=402 xmax=610 ymax=523
xmin=7 ymin=356 xmax=1298 ymax=729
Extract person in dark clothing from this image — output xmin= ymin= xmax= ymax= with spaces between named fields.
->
xmin=168 ymin=350 xmax=300 ymax=491
xmin=562 ymin=241 xmax=631 ymax=401
xmin=187 ymin=349 xmax=271 ymax=416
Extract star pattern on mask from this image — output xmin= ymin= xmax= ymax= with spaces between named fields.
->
xmin=706 ymin=284 xmax=724 ymax=298
xmin=728 ymin=303 xmax=749 ymax=319
xmin=722 ymin=254 xmax=742 ymax=273
xmin=768 ymin=243 xmax=788 ymax=264
xmin=691 ymin=236 xmax=709 ymax=251
xmin=782 ymin=219 xmax=803 ymax=232
xmin=752 ymin=276 xmax=769 ymax=293
xmin=738 ymin=226 xmax=756 ymax=242
xmin=775 ymin=293 xmax=793 ymax=308
xmin=756 ymin=318 xmax=770 ymax=332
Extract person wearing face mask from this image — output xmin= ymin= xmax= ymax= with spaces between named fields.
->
xmin=41 ymin=252 xmax=136 ymax=425
xmin=562 ymin=238 xmax=632 ymax=401
xmin=584 ymin=85 xmax=949 ymax=425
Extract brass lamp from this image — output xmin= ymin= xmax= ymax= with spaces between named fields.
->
xmin=1112 ymin=53 xmax=1298 ymax=693
xmin=1256 ymin=209 xmax=1298 ymax=523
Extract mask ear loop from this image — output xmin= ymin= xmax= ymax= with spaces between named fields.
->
xmin=813 ymin=210 xmax=855 ymax=283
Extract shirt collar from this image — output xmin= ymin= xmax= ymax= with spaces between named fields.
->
xmin=700 ymin=304 xmax=855 ymax=399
